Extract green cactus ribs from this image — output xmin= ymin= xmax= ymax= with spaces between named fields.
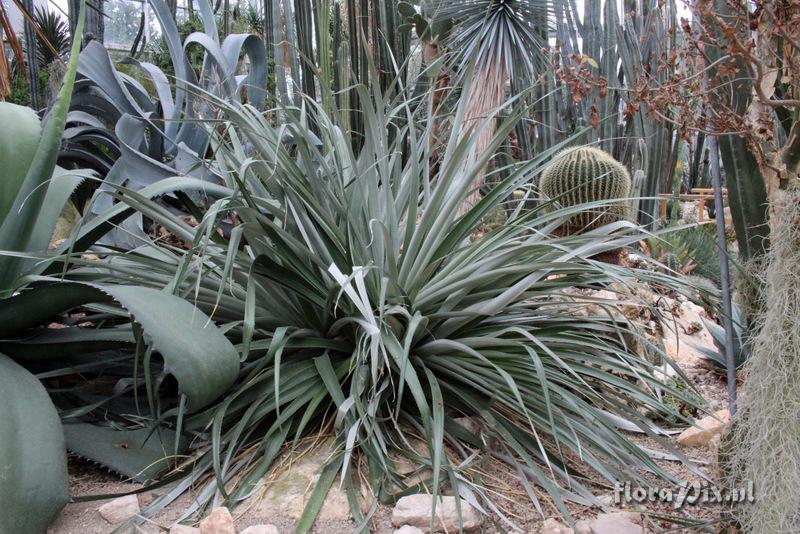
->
xmin=539 ymin=146 xmax=632 ymax=235
xmin=659 ymin=252 xmax=683 ymax=274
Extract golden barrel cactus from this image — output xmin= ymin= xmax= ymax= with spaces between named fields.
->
xmin=539 ymin=146 xmax=632 ymax=233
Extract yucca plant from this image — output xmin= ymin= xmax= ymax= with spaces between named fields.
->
xmin=425 ymin=0 xmax=552 ymax=211
xmin=1 ymin=66 xmax=711 ymax=532
xmin=32 ymin=6 xmax=70 ymax=68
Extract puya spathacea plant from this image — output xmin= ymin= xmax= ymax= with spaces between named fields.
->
xmin=0 ymin=73 xmax=709 ymax=532
xmin=60 ymin=0 xmax=267 ymax=247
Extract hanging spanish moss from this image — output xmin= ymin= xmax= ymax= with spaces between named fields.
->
xmin=726 ymin=187 xmax=800 ymax=533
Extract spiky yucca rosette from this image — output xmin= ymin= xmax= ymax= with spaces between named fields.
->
xmin=0 ymin=85 xmax=707 ymax=532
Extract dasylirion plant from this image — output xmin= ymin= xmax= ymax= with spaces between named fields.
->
xmin=539 ymin=146 xmax=632 ymax=233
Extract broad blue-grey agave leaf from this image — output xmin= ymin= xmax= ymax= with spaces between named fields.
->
xmin=60 ymin=0 xmax=268 ymax=247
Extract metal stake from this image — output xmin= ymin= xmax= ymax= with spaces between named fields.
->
xmin=708 ymin=134 xmax=737 ymax=414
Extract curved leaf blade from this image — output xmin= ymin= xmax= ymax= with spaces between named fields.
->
xmin=0 ymin=0 xmax=87 ymax=292
xmin=0 ymin=103 xmax=41 ymax=224
xmin=0 ymin=282 xmax=240 ymax=412
xmin=0 ymin=354 xmax=69 ymax=534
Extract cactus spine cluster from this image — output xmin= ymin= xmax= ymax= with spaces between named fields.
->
xmin=539 ymin=146 xmax=632 ymax=233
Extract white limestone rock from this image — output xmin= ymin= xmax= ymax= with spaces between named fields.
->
xmin=98 ymin=495 xmax=140 ymax=525
xmin=392 ymin=494 xmax=481 ymax=532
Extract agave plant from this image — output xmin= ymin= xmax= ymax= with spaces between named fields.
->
xmin=60 ymin=0 xmax=267 ymax=246
xmin=0 ymin=5 xmax=248 ymax=530
xmin=696 ymin=304 xmax=751 ymax=371
xmin=0 ymin=56 xmax=713 ymax=533
xmin=0 ymin=3 xmax=90 ymax=296
xmin=0 ymin=4 xmax=85 ymax=532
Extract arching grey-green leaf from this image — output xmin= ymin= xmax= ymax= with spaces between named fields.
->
xmin=0 ymin=282 xmax=239 ymax=412
xmin=0 ymin=354 xmax=69 ymax=534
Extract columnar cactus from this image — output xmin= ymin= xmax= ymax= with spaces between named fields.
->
xmin=539 ymin=146 xmax=632 ymax=233
xmin=659 ymin=252 xmax=682 ymax=274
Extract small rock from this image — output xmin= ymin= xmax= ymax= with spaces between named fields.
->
xmin=392 ymin=494 xmax=481 ymax=532
xmin=654 ymin=361 xmax=678 ymax=382
xmin=240 ymin=526 xmax=280 ymax=534
xmin=595 ymin=494 xmax=614 ymax=506
xmin=600 ymin=511 xmax=641 ymax=525
xmin=138 ymin=491 xmax=158 ymax=508
xmin=390 ymin=443 xmax=434 ymax=491
xmin=170 ymin=526 xmax=201 ymax=534
xmin=394 ymin=526 xmax=426 ymax=534
xmin=98 ymin=494 xmax=140 ymax=524
xmin=661 ymin=301 xmax=716 ymax=368
xmin=677 ymin=409 xmax=730 ymax=447
xmin=199 ymin=507 xmax=235 ymax=534
xmin=249 ymin=438 xmax=368 ymax=520
xmin=540 ymin=517 xmax=574 ymax=534
xmin=574 ymin=520 xmax=592 ymax=534
xmin=587 ymin=512 xmax=642 ymax=534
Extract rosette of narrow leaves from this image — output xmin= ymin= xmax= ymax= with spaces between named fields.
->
xmin=32 ymin=7 xmax=70 ymax=68
xmin=3 ymin=77 xmax=709 ymax=532
xmin=539 ymin=146 xmax=632 ymax=233
xmin=425 ymin=0 xmax=552 ymax=83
